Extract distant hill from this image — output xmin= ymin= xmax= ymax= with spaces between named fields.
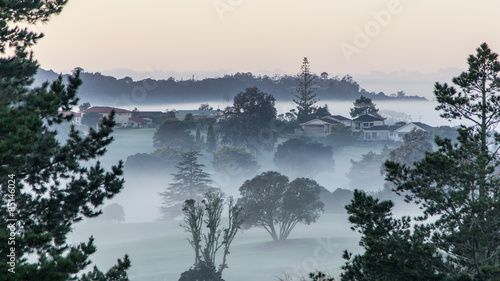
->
xmin=34 ymin=69 xmax=427 ymax=106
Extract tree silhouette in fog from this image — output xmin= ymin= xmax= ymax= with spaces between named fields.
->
xmin=160 ymin=151 xmax=216 ymax=219
xmin=238 ymin=172 xmax=324 ymax=242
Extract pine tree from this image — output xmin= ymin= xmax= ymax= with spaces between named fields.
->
xmin=385 ymin=43 xmax=500 ymax=279
xmin=341 ymin=191 xmax=446 ymax=281
xmin=0 ymin=1 xmax=130 ymax=280
xmin=159 ymin=151 xmax=216 ymax=219
xmin=292 ymin=57 xmax=318 ymax=123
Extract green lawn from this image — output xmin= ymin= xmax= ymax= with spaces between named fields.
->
xmin=82 ymin=129 xmax=390 ymax=280
xmin=69 ymin=214 xmax=361 ymax=281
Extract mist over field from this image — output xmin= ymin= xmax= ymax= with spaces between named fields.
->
xmin=68 ymin=99 xmax=437 ymax=280
xmin=5 ymin=1 xmax=500 ymax=280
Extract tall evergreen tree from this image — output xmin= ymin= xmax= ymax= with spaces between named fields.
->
xmin=292 ymin=57 xmax=318 ymax=123
xmin=0 ymin=1 xmax=130 ymax=280
xmin=341 ymin=191 xmax=446 ymax=281
xmin=385 ymin=43 xmax=500 ymax=279
xmin=159 ymin=151 xmax=215 ymax=219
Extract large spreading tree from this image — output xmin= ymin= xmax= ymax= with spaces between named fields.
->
xmin=238 ymin=171 xmax=324 ymax=242
xmin=0 ymin=1 xmax=130 ymax=280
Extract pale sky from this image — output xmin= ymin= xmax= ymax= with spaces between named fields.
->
xmin=32 ymin=0 xmax=500 ymax=79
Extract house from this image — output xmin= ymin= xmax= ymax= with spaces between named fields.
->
xmin=328 ymin=115 xmax=352 ymax=127
xmin=362 ymin=124 xmax=402 ymax=141
xmin=351 ymin=115 xmax=385 ymax=139
xmin=82 ymin=106 xmax=132 ymax=127
xmin=129 ymin=115 xmax=150 ymax=127
xmin=176 ymin=110 xmax=222 ymax=121
xmin=392 ymin=122 xmax=434 ymax=142
xmin=299 ymin=115 xmax=351 ymax=136
xmin=299 ymin=118 xmax=337 ymax=136
xmin=132 ymin=111 xmax=165 ymax=125
xmin=59 ymin=111 xmax=82 ymax=126
xmin=82 ymin=106 xmax=149 ymax=128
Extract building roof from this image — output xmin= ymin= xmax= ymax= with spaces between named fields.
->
xmin=176 ymin=110 xmax=219 ymax=115
xmin=412 ymin=122 xmax=434 ymax=131
xmin=83 ymin=106 xmax=132 ymax=114
xmin=352 ymin=114 xmax=385 ymax=122
xmin=330 ymin=115 xmax=351 ymax=121
xmin=129 ymin=116 xmax=149 ymax=123
xmin=363 ymin=125 xmax=390 ymax=131
xmin=134 ymin=111 xmax=164 ymax=114
xmin=395 ymin=122 xmax=434 ymax=133
xmin=320 ymin=117 xmax=342 ymax=125
xmin=300 ymin=119 xmax=331 ymax=126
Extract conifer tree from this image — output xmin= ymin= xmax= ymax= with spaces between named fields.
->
xmin=292 ymin=57 xmax=318 ymax=123
xmin=159 ymin=151 xmax=216 ymax=219
xmin=341 ymin=43 xmax=500 ymax=281
xmin=384 ymin=42 xmax=500 ymax=279
xmin=0 ymin=1 xmax=130 ymax=280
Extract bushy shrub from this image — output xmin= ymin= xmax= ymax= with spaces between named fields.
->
xmin=178 ymin=262 xmax=224 ymax=281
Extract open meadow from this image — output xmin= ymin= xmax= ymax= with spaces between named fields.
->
xmin=68 ymin=127 xmax=387 ymax=280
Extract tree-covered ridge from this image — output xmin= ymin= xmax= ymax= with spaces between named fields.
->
xmin=35 ymin=69 xmax=427 ymax=105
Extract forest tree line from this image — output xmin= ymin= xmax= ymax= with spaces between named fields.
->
xmin=34 ymin=68 xmax=426 ymax=106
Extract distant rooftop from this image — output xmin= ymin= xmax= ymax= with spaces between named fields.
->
xmin=82 ymin=106 xmax=131 ymax=114
xmin=129 ymin=116 xmax=149 ymax=123
xmin=330 ymin=115 xmax=351 ymax=121
xmin=319 ymin=117 xmax=342 ymax=125
xmin=363 ymin=125 xmax=390 ymax=131
xmin=176 ymin=110 xmax=220 ymax=115
xmin=352 ymin=114 xmax=385 ymax=122
xmin=411 ymin=122 xmax=434 ymax=131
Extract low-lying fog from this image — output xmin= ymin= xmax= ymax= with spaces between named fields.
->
xmin=69 ymin=99 xmax=448 ymax=280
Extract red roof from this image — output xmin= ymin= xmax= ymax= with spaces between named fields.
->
xmin=129 ymin=116 xmax=148 ymax=123
xmin=82 ymin=106 xmax=132 ymax=114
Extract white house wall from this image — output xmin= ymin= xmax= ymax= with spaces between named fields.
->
xmin=392 ymin=123 xmax=425 ymax=142
xmin=101 ymin=113 xmax=132 ymax=127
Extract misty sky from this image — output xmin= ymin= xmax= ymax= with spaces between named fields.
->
xmin=33 ymin=0 xmax=500 ymax=79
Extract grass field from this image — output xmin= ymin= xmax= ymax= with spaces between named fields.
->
xmin=69 ymin=214 xmax=362 ymax=281
xmin=74 ymin=128 xmax=390 ymax=280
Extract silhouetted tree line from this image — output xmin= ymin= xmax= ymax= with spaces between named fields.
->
xmin=35 ymin=69 xmax=426 ymax=105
